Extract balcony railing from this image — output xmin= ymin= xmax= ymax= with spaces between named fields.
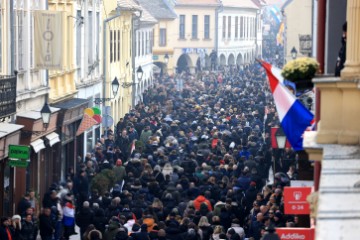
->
xmin=0 ymin=75 xmax=17 ymax=118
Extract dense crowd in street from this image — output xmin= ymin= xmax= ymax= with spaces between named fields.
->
xmin=0 ymin=9 xmax=300 ymax=240
xmin=1 ymin=61 xmax=301 ymax=240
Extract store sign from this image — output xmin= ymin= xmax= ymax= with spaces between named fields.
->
xmin=9 ymin=160 xmax=29 ymax=168
xmin=284 ymin=187 xmax=312 ymax=215
xmin=8 ymin=145 xmax=30 ymax=160
xmin=153 ymin=55 xmax=159 ymax=60
xmin=276 ymin=228 xmax=314 ymax=240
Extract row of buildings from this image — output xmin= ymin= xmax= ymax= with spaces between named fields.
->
xmin=0 ymin=0 xmax=263 ymax=216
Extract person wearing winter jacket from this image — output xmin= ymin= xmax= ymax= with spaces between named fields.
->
xmin=193 ymin=195 xmax=212 ymax=211
xmin=63 ymin=198 xmax=76 ymax=240
xmin=20 ymin=214 xmax=37 ymax=240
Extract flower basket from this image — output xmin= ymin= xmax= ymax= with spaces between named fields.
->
xmin=282 ymin=57 xmax=319 ymax=91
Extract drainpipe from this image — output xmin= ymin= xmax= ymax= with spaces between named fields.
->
xmin=103 ymin=7 xmax=121 ymax=102
xmin=131 ymin=10 xmax=142 ymax=108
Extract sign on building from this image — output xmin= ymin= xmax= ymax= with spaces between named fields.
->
xmin=276 ymin=228 xmax=315 ymax=240
xmin=284 ymin=187 xmax=312 ymax=215
xmin=34 ymin=10 xmax=64 ymax=70
xmin=8 ymin=145 xmax=30 ymax=160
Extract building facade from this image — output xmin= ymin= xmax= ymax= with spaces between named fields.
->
xmin=171 ymin=0 xmax=220 ymax=74
xmin=282 ymin=0 xmax=313 ymax=63
xmin=133 ymin=6 xmax=157 ymax=106
xmin=218 ymin=0 xmax=259 ymax=68
xmin=137 ymin=0 xmax=177 ymax=76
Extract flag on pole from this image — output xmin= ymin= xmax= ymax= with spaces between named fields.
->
xmin=259 ymin=60 xmax=314 ymax=151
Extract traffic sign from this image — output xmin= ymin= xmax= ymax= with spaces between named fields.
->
xmin=9 ymin=160 xmax=29 ymax=168
xmin=102 ymin=106 xmax=112 ymax=115
xmin=276 ymin=228 xmax=314 ymax=240
xmin=102 ymin=115 xmax=114 ymax=127
xmin=8 ymin=145 xmax=30 ymax=160
xmin=284 ymin=187 xmax=312 ymax=215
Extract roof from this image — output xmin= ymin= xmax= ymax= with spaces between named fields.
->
xmin=137 ymin=4 xmax=158 ymax=23
xmin=221 ymin=0 xmax=259 ymax=9
xmin=136 ymin=0 xmax=177 ymax=20
xmin=0 ymin=123 xmax=23 ymax=138
xmin=117 ymin=0 xmax=142 ymax=11
xmin=175 ymin=0 xmax=220 ymax=7
xmin=52 ymin=98 xmax=89 ymax=110
xmin=16 ymin=107 xmax=60 ymax=120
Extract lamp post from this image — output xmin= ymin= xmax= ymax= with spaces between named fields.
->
xmin=275 ymin=127 xmax=286 ymax=149
xmin=272 ymin=127 xmax=287 ymax=177
xmin=40 ymin=102 xmax=52 ymax=129
xmin=164 ymin=53 xmax=169 ymax=65
xmin=136 ymin=65 xmax=144 ymax=81
xmin=94 ymin=76 xmax=120 ymax=104
xmin=291 ymin=47 xmax=298 ymax=60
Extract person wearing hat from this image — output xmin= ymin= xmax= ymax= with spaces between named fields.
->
xmin=103 ymin=217 xmax=121 ymax=240
xmin=130 ymin=224 xmax=149 ymax=240
xmin=260 ymin=225 xmax=280 ymax=240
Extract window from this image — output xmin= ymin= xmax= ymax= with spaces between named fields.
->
xmin=222 ymin=16 xmax=226 ymax=39
xmin=179 ymin=15 xmax=185 ymax=39
xmin=235 ymin=16 xmax=238 ymax=39
xmin=110 ymin=30 xmax=113 ymax=62
xmin=159 ymin=28 xmax=166 ymax=46
xmin=240 ymin=16 xmax=243 ymax=39
xmin=204 ymin=15 xmax=210 ymax=39
xmin=137 ymin=31 xmax=140 ymax=56
xmin=118 ymin=30 xmax=120 ymax=61
xmin=30 ymin=12 xmax=34 ymax=68
xmin=113 ymin=27 xmax=116 ymax=61
xmin=96 ymin=13 xmax=100 ymax=63
xmin=228 ymin=16 xmax=231 ymax=38
xmin=192 ymin=15 xmax=198 ymax=39
xmin=142 ymin=32 xmax=145 ymax=56
xmin=18 ymin=11 xmax=24 ymax=70
xmin=76 ymin=10 xmax=82 ymax=66
xmin=88 ymin=11 xmax=93 ymax=63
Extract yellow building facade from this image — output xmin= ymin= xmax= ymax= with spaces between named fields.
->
xmin=48 ymin=0 xmax=77 ymax=103
xmin=102 ymin=0 xmax=139 ymax=124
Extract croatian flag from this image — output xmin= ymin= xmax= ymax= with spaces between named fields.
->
xmin=260 ymin=60 xmax=314 ymax=151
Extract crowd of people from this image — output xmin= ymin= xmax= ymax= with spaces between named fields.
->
xmin=0 ymin=9 xmax=300 ymax=240
xmin=2 ymin=60 xmax=301 ymax=240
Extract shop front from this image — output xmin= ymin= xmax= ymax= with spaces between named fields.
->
xmin=0 ymin=123 xmax=24 ymax=216
xmin=52 ymin=98 xmax=89 ymax=181
xmin=15 ymin=107 xmax=60 ymax=214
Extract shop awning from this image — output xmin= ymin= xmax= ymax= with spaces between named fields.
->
xmin=30 ymin=139 xmax=45 ymax=153
xmin=45 ymin=132 xmax=60 ymax=147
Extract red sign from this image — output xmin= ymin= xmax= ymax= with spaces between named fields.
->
xmin=271 ymin=127 xmax=291 ymax=148
xmin=283 ymin=187 xmax=312 ymax=215
xmin=276 ymin=228 xmax=315 ymax=240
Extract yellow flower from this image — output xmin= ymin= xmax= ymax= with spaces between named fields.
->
xmin=282 ymin=57 xmax=319 ymax=82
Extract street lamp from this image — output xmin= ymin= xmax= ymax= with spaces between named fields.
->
xmin=111 ymin=77 xmax=120 ymax=97
xmin=136 ymin=65 xmax=144 ymax=82
xmin=94 ymin=77 xmax=120 ymax=104
xmin=275 ymin=50 xmax=279 ymax=60
xmin=291 ymin=47 xmax=298 ymax=60
xmin=275 ymin=127 xmax=287 ymax=149
xmin=40 ymin=102 xmax=52 ymax=128
xmin=164 ymin=53 xmax=169 ymax=64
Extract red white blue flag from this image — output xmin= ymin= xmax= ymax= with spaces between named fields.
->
xmin=260 ymin=60 xmax=314 ymax=151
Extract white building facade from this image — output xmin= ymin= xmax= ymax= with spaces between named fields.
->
xmin=218 ymin=0 xmax=260 ymax=67
xmin=134 ymin=7 xmax=157 ymax=105
xmin=74 ymin=0 xmax=102 ymax=156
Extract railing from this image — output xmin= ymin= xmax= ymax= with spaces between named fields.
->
xmin=0 ymin=75 xmax=17 ymax=118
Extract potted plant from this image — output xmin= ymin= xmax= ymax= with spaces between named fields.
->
xmin=281 ymin=57 xmax=320 ymax=91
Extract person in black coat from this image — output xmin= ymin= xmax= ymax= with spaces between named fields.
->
xmin=92 ymin=204 xmax=107 ymax=234
xmin=0 ymin=217 xmax=14 ymax=240
xmin=73 ymin=170 xmax=89 ymax=207
xmin=75 ymin=201 xmax=94 ymax=238
xmin=335 ymin=22 xmax=347 ymax=77
xmin=18 ymin=193 xmax=31 ymax=217
xmin=39 ymin=208 xmax=54 ymax=240
xmin=20 ymin=214 xmax=37 ymax=240
xmin=131 ymin=224 xmax=149 ymax=240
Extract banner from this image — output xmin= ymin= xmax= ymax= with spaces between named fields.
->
xmin=34 ymin=10 xmax=63 ymax=69
xmin=276 ymin=228 xmax=315 ymax=240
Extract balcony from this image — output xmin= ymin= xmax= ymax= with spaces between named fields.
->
xmin=0 ymin=75 xmax=17 ymax=118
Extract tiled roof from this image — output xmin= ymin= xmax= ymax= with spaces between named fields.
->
xmin=136 ymin=0 xmax=177 ymax=20
xmin=221 ymin=0 xmax=259 ymax=9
